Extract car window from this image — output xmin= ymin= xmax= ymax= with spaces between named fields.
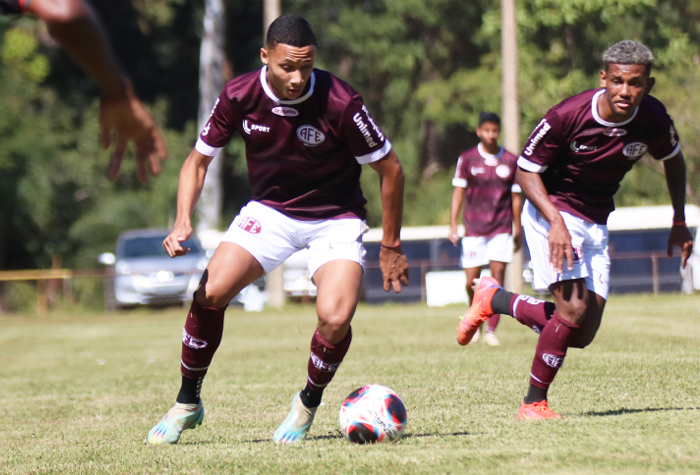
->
xmin=121 ymin=236 xmax=201 ymax=258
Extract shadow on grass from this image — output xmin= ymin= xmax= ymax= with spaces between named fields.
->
xmin=243 ymin=431 xmax=473 ymax=444
xmin=583 ymin=406 xmax=700 ymax=417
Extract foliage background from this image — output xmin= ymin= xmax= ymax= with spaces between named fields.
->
xmin=0 ymin=0 xmax=698 ymax=282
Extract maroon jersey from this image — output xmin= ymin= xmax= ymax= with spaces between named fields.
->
xmin=518 ymin=88 xmax=680 ymax=224
xmin=196 ymin=67 xmax=392 ymax=220
xmin=0 ymin=0 xmax=24 ymax=14
xmin=453 ymin=144 xmax=520 ymax=237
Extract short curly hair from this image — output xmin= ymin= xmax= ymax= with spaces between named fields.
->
xmin=603 ymin=40 xmax=654 ymax=74
xmin=266 ymin=14 xmax=317 ymax=49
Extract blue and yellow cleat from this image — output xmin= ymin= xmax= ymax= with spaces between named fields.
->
xmin=273 ymin=392 xmax=317 ymax=444
xmin=146 ymin=402 xmax=205 ymax=445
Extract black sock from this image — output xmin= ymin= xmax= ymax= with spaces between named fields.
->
xmin=299 ymin=383 xmax=323 ymax=408
xmin=176 ymin=375 xmax=203 ymax=405
xmin=524 ymin=384 xmax=548 ymax=404
xmin=491 ymin=288 xmax=516 ymax=316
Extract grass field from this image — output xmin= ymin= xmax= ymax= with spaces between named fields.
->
xmin=2 ymin=293 xmax=700 ymax=474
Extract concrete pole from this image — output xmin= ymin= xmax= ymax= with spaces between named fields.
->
xmin=263 ymin=0 xmax=286 ymax=308
xmin=501 ymin=0 xmax=523 ymax=293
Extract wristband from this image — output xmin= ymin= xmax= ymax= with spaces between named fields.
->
xmin=381 ymin=243 xmax=402 ymax=250
xmin=673 ymin=222 xmax=686 ymax=226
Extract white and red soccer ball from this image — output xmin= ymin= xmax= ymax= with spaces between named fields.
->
xmin=338 ymin=384 xmax=408 ymax=444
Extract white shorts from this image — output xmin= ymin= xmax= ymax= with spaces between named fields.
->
xmin=221 ymin=201 xmax=368 ymax=279
xmin=460 ymin=233 xmax=514 ymax=268
xmin=523 ymin=200 xmax=610 ymax=299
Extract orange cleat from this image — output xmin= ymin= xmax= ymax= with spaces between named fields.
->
xmin=456 ymin=276 xmax=500 ymax=346
xmin=517 ymin=400 xmax=561 ymax=420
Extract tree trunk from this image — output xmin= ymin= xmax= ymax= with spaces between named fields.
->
xmin=196 ymin=0 xmax=226 ymax=233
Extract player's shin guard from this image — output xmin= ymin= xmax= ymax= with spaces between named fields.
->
xmin=510 ymin=294 xmax=555 ymax=334
xmin=180 ymin=296 xmax=226 ymax=379
xmin=306 ymin=327 xmax=352 ymax=394
xmin=529 ymin=311 xmax=579 ymax=390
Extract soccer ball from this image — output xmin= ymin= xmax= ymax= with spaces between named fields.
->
xmin=338 ymin=384 xmax=408 ymax=444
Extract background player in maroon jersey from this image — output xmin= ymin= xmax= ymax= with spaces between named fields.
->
xmin=147 ymin=14 xmax=409 ymax=445
xmin=450 ymin=112 xmax=522 ymax=347
xmin=0 ymin=0 xmax=167 ymax=183
xmin=457 ymin=40 xmax=693 ymax=420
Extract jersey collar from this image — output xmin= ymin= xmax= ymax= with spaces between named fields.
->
xmin=591 ymin=89 xmax=639 ymax=127
xmin=478 ymin=143 xmax=504 ymax=159
xmin=260 ymin=66 xmax=315 ymax=105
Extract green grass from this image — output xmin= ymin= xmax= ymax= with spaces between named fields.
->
xmin=2 ymin=294 xmax=700 ymax=474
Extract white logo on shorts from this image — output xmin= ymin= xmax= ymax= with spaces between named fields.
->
xmin=237 ymin=217 xmax=261 ymax=234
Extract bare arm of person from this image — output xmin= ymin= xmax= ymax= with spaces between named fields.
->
xmin=162 ymin=149 xmax=215 ymax=258
xmin=511 ymin=191 xmax=523 ymax=252
xmin=663 ymin=152 xmax=694 ymax=268
xmin=26 ymin=0 xmax=168 ymax=183
xmin=449 ymin=187 xmax=464 ymax=246
xmin=516 ymin=167 xmax=573 ymax=272
xmin=368 ymin=149 xmax=409 ymax=293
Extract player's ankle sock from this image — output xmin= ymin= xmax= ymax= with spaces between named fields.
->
xmin=490 ymin=288 xmax=515 ymax=315
xmin=524 ymin=384 xmax=548 ymax=404
xmin=486 ymin=314 xmax=500 ymax=332
xmin=511 ymin=295 xmax=555 ymax=333
xmin=529 ymin=311 xmax=579 ymax=391
xmin=306 ymin=327 xmax=352 ymax=392
xmin=299 ymin=383 xmax=323 ymax=408
xmin=180 ymin=294 xmax=226 ymax=379
xmin=176 ymin=374 xmax=204 ymax=405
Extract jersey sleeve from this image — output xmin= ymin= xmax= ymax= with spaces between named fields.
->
xmin=0 ymin=0 xmax=25 ymax=14
xmin=339 ymin=95 xmax=392 ymax=164
xmin=647 ymin=108 xmax=681 ymax=161
xmin=516 ymin=110 xmax=563 ymax=173
xmin=195 ymin=89 xmax=238 ymax=157
xmin=452 ymin=154 xmax=467 ymax=188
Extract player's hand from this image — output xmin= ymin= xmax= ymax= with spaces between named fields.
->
xmin=667 ymin=224 xmax=694 ymax=269
xmin=163 ymin=225 xmax=193 ymax=258
xmin=448 ymin=227 xmax=460 ymax=246
xmin=513 ymin=231 xmax=522 ymax=253
xmin=548 ymin=220 xmax=573 ymax=273
xmin=101 ymin=83 xmax=168 ymax=184
xmin=379 ymin=245 xmax=409 ymax=293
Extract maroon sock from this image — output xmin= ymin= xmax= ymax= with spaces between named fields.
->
xmin=529 ymin=311 xmax=579 ymax=390
xmin=511 ymin=294 xmax=556 ymax=334
xmin=306 ymin=327 xmax=352 ymax=391
xmin=180 ymin=297 xmax=226 ymax=379
xmin=486 ymin=314 xmax=500 ymax=332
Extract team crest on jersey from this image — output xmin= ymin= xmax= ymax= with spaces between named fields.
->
xmin=484 ymin=156 xmax=499 ymax=167
xmin=622 ymin=142 xmax=648 ymax=159
xmin=297 ymin=125 xmax=325 ymax=146
xmin=272 ymin=106 xmax=299 ymax=117
xmin=496 ymin=164 xmax=511 ymax=178
xmin=237 ymin=217 xmax=261 ymax=234
xmin=603 ymin=127 xmax=627 ymax=137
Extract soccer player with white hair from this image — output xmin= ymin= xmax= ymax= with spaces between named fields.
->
xmin=457 ymin=40 xmax=693 ymax=419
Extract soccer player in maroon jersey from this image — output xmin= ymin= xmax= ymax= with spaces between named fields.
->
xmin=0 ymin=0 xmax=167 ymax=183
xmin=450 ymin=112 xmax=523 ymax=346
xmin=146 ymin=14 xmax=409 ymax=444
xmin=457 ymin=40 xmax=693 ymax=420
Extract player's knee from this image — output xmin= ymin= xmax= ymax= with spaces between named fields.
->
xmin=557 ymin=299 xmax=588 ymax=326
xmin=317 ymin=313 xmax=352 ymax=343
xmin=569 ymin=330 xmax=596 ymax=349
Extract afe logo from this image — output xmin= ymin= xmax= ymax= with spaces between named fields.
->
xmin=237 ymin=217 xmax=261 ymax=234
xmin=622 ymin=141 xmax=648 ymax=159
xmin=297 ymin=125 xmax=325 ymax=146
